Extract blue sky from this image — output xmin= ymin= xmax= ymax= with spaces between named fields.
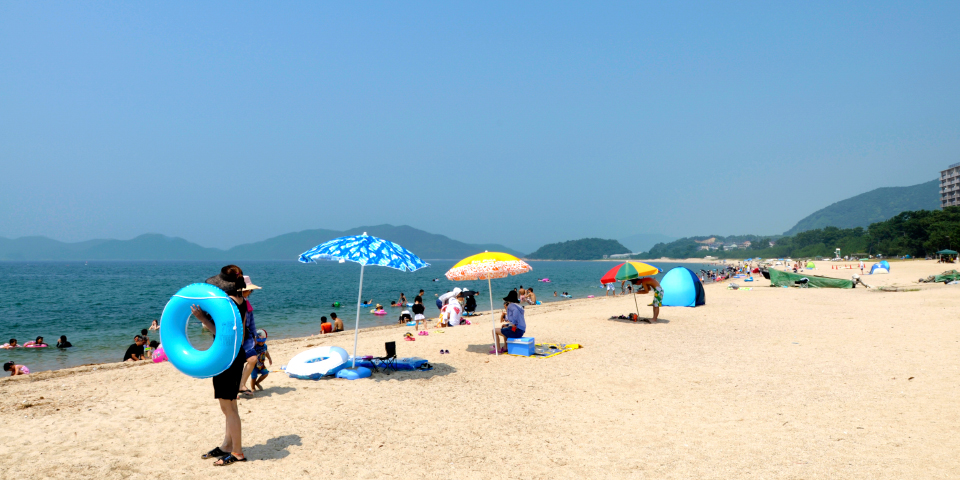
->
xmin=2 ymin=2 xmax=958 ymax=252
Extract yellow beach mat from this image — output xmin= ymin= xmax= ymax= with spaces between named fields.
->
xmin=506 ymin=343 xmax=581 ymax=359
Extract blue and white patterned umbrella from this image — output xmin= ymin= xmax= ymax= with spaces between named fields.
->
xmin=298 ymin=232 xmax=429 ymax=370
xmin=298 ymin=234 xmax=430 ymax=272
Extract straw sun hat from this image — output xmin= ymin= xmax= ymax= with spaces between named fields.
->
xmin=241 ymin=275 xmax=262 ymax=291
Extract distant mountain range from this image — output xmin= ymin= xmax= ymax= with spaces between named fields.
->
xmin=784 ymin=179 xmax=940 ymax=235
xmin=0 ymin=225 xmax=524 ymax=261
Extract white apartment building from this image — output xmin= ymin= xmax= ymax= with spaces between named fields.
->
xmin=941 ymin=163 xmax=960 ymax=208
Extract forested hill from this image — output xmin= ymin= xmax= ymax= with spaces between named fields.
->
xmin=637 ymin=207 xmax=960 ymax=260
xmin=784 ymin=179 xmax=940 ymax=235
xmin=526 ymin=238 xmax=630 ymax=260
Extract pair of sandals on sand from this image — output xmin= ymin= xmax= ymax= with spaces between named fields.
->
xmin=201 ymin=447 xmax=246 ymax=466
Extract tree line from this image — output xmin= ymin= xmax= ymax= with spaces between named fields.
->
xmin=635 ymin=207 xmax=960 ymax=260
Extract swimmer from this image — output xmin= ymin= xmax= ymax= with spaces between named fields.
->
xmin=24 ymin=336 xmax=48 ymax=347
xmin=148 ymin=319 xmax=160 ymax=331
xmin=1 ymin=338 xmax=20 ymax=349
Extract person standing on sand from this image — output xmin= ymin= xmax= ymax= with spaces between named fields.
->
xmin=193 ymin=265 xmax=248 ymax=466
xmin=637 ymin=277 xmax=663 ymax=324
xmin=237 ymin=275 xmax=262 ymax=398
xmin=518 ymin=286 xmax=526 ymax=302
xmin=859 ymin=259 xmax=864 ymax=275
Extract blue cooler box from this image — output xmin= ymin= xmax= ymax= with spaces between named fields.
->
xmin=506 ymin=337 xmax=535 ymax=356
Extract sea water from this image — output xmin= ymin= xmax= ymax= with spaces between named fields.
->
xmin=0 ymin=260 xmax=718 ymax=372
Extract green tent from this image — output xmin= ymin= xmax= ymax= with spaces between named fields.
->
xmin=936 ymin=249 xmax=958 ymax=255
xmin=768 ymin=269 xmax=853 ymax=289
xmin=934 ymin=270 xmax=960 ymax=283
xmin=805 ymin=261 xmax=815 ymax=269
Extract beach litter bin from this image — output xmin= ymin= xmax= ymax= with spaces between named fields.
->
xmin=507 ymin=337 xmax=535 ymax=356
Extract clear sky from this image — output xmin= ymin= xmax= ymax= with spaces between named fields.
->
xmin=2 ymin=2 xmax=958 ymax=253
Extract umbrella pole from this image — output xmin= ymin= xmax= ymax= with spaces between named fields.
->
xmin=633 ymin=288 xmax=640 ymax=319
xmin=352 ymin=264 xmax=365 ymax=368
xmin=489 ymin=277 xmax=497 ymax=356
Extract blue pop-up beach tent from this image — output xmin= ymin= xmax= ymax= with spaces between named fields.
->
xmin=660 ymin=267 xmax=706 ymax=307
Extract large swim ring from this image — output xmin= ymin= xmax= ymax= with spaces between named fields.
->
xmin=160 ymin=283 xmax=243 ymax=379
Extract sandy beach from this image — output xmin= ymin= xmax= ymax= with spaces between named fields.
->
xmin=2 ymin=259 xmax=959 ymax=478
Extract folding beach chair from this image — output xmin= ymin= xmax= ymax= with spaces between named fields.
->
xmin=374 ymin=341 xmax=398 ymax=374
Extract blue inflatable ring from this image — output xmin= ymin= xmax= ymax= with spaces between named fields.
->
xmin=160 ymin=283 xmax=243 ymax=379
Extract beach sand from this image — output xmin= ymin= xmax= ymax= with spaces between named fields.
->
xmin=2 ymin=260 xmax=959 ymax=478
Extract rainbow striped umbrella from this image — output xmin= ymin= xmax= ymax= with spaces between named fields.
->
xmin=600 ymin=261 xmax=661 ymax=285
xmin=600 ymin=261 xmax=661 ymax=317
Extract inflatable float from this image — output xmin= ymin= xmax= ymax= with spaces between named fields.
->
xmin=371 ymin=309 xmax=387 ymax=315
xmin=152 ymin=345 xmax=168 ymax=363
xmin=160 ymin=283 xmax=243 ymax=379
xmin=283 ymin=346 xmax=350 ymax=380
xmin=350 ymin=357 xmax=430 ymax=371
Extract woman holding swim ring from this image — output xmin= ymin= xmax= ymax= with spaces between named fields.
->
xmin=193 ymin=265 xmax=248 ymax=466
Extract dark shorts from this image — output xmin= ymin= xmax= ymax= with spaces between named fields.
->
xmin=212 ymin=351 xmax=246 ymax=400
xmin=500 ymin=326 xmax=525 ymax=339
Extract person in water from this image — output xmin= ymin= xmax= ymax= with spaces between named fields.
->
xmin=3 ymin=361 xmax=29 ymax=376
xmin=24 ymin=336 xmax=47 ymax=347
xmin=149 ymin=319 xmax=160 ymax=331
xmin=398 ymin=292 xmax=407 ymax=306
xmin=330 ymin=313 xmax=344 ymax=332
xmin=1 ymin=339 xmax=19 ymax=349
xmin=194 ymin=265 xmax=248 ymax=466
xmin=57 ymin=335 xmax=72 ymax=348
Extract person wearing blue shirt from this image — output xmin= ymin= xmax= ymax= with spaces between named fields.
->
xmin=493 ymin=290 xmax=526 ymax=354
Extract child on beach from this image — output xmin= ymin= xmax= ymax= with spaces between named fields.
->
xmin=320 ymin=316 xmax=333 ymax=334
xmin=3 ymin=361 xmax=29 ymax=376
xmin=412 ymin=299 xmax=426 ymax=331
xmin=251 ymin=330 xmax=272 ymax=391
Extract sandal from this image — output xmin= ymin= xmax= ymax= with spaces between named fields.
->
xmin=202 ymin=447 xmax=228 ymax=459
xmin=214 ymin=453 xmax=247 ymax=466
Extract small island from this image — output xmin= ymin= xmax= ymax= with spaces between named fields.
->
xmin=526 ymin=238 xmax=630 ymax=260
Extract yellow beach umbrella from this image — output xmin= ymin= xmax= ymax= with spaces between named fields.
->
xmin=445 ymin=252 xmax=532 ymax=355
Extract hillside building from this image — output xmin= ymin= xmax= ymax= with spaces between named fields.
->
xmin=941 ymin=163 xmax=960 ymax=208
